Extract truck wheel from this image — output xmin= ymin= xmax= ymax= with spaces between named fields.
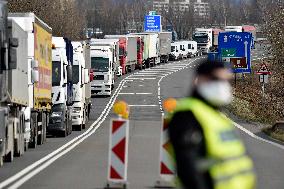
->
xmin=37 ymin=113 xmax=44 ymax=145
xmin=29 ymin=133 xmax=37 ymax=148
xmin=4 ymin=150 xmax=14 ymax=162
xmin=0 ymin=157 xmax=3 ymax=167
xmin=82 ymin=124 xmax=86 ymax=130
xmin=62 ymin=122 xmax=67 ymax=137
xmin=29 ymin=115 xmax=38 ymax=148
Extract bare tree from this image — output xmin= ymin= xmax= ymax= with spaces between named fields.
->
xmin=8 ymin=0 xmax=86 ymax=40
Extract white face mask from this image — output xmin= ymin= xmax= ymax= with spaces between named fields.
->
xmin=197 ymin=81 xmax=232 ymax=106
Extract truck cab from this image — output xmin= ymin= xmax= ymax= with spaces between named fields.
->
xmin=193 ymin=28 xmax=213 ymax=54
xmin=48 ymin=37 xmax=73 ymax=137
xmin=90 ymin=40 xmax=117 ymax=96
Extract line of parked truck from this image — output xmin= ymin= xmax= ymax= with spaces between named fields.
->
xmin=0 ymin=7 xmax=94 ymax=166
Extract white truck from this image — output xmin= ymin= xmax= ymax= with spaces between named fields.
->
xmin=9 ymin=13 xmax=52 ymax=148
xmin=48 ymin=37 xmax=73 ymax=137
xmin=0 ymin=11 xmax=28 ymax=165
xmin=90 ymin=39 xmax=118 ymax=96
xmin=71 ymin=41 xmax=92 ymax=131
xmin=158 ymin=32 xmax=172 ymax=63
xmin=193 ymin=28 xmax=213 ymax=53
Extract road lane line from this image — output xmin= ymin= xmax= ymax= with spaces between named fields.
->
xmin=233 ymin=122 xmax=284 ymax=150
xmin=129 ymin=105 xmax=158 ymax=107
xmin=119 ymin=93 xmax=135 ymax=95
xmin=126 ymin=78 xmax=156 ymax=80
xmin=136 ymin=93 xmax=152 ymax=95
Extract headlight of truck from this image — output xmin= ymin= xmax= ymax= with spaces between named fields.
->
xmin=51 ymin=112 xmax=63 ymax=117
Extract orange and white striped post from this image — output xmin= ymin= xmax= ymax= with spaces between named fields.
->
xmin=106 ymin=101 xmax=129 ymax=189
xmin=155 ymin=98 xmax=177 ymax=188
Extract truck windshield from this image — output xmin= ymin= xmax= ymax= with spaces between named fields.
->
xmin=91 ymin=57 xmax=109 ymax=72
xmin=72 ymin=65 xmax=80 ymax=84
xmin=171 ymin=46 xmax=175 ymax=52
xmin=52 ymin=61 xmax=61 ymax=86
xmin=193 ymin=34 xmax=209 ymax=43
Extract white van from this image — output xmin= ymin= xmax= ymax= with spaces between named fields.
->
xmin=170 ymin=42 xmax=182 ymax=60
xmin=186 ymin=41 xmax=198 ymax=57
xmin=178 ymin=41 xmax=188 ymax=59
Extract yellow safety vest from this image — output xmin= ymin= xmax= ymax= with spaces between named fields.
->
xmin=171 ymin=98 xmax=256 ymax=189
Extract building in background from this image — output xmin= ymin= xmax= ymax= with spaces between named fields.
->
xmin=153 ymin=0 xmax=170 ymax=12
xmin=153 ymin=0 xmax=209 ymax=17
xmin=193 ymin=0 xmax=210 ymax=17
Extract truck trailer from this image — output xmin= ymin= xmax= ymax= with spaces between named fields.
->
xmin=0 ymin=3 xmax=28 ymax=165
xmin=130 ymin=33 xmax=160 ymax=68
xmin=158 ymin=32 xmax=172 ymax=63
xmin=9 ymin=13 xmax=52 ymax=148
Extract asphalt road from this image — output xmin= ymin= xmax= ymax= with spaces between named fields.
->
xmin=0 ymin=56 xmax=284 ymax=189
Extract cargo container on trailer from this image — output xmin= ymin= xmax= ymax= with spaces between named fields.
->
xmin=9 ymin=13 xmax=52 ymax=148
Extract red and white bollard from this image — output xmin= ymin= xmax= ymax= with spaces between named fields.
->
xmin=155 ymin=114 xmax=176 ymax=188
xmin=106 ymin=101 xmax=129 ymax=189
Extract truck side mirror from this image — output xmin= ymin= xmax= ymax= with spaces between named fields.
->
xmin=90 ymin=69 xmax=94 ymax=82
xmin=8 ymin=38 xmax=19 ymax=70
xmin=66 ymin=65 xmax=73 ymax=83
xmin=192 ymin=47 xmax=194 ymax=50
xmin=84 ymin=68 xmax=89 ymax=84
xmin=32 ymin=70 xmax=39 ymax=83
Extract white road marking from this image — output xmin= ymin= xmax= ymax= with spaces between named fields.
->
xmin=119 ymin=93 xmax=135 ymax=95
xmin=129 ymin=105 xmax=158 ymax=107
xmin=233 ymin=122 xmax=284 ymax=150
xmin=118 ymin=93 xmax=152 ymax=95
xmin=126 ymin=78 xmax=156 ymax=80
xmin=136 ymin=93 xmax=152 ymax=95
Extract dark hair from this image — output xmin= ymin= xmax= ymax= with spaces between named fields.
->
xmin=196 ymin=61 xmax=226 ymax=76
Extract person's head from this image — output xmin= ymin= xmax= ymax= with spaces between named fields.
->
xmin=193 ymin=61 xmax=233 ymax=107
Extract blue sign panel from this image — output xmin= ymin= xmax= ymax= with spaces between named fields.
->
xmin=144 ymin=15 xmax=161 ymax=32
xmin=218 ymin=32 xmax=252 ymax=73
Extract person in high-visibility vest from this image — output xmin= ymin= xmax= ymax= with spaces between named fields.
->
xmin=167 ymin=61 xmax=256 ymax=189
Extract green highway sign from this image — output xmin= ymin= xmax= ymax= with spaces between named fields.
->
xmin=221 ymin=48 xmax=236 ymax=57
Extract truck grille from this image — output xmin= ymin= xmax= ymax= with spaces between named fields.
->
xmin=92 ymin=90 xmax=101 ymax=94
xmin=94 ymin=75 xmax=104 ymax=80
